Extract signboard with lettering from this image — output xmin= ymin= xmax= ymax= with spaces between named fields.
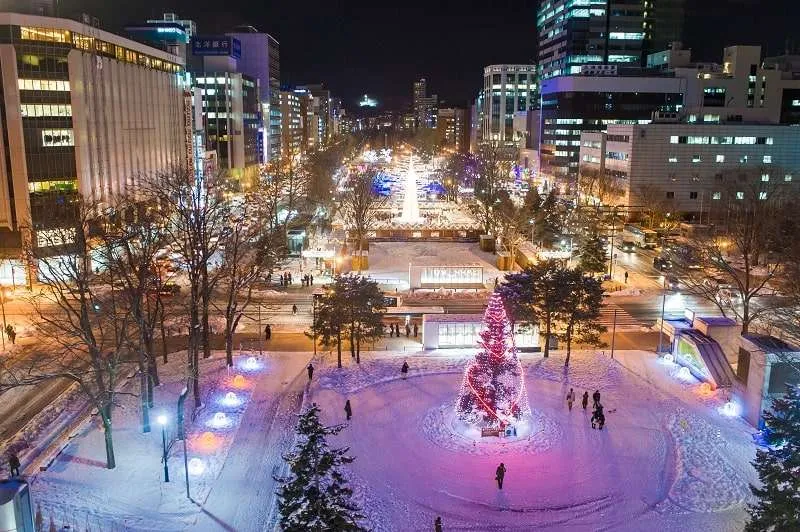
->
xmin=191 ymin=36 xmax=241 ymax=59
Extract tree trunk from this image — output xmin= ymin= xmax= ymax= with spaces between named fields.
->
xmin=201 ymin=263 xmax=211 ymax=359
xmin=543 ymin=318 xmax=551 ymax=358
xmin=139 ymin=360 xmax=151 ymax=433
xmin=159 ymin=305 xmax=168 ymax=364
xmin=336 ymin=328 xmax=342 ymax=368
xmin=356 ymin=333 xmax=361 ymax=364
xmin=189 ymin=299 xmax=201 ymax=409
xmin=102 ymin=411 xmax=116 ymax=469
xmin=349 ymin=320 xmax=356 ymax=359
xmin=564 ymin=326 xmax=573 ymax=367
xmin=225 ymin=319 xmax=234 ymax=367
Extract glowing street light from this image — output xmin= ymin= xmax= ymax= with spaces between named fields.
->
xmin=157 ymin=414 xmax=170 ymax=482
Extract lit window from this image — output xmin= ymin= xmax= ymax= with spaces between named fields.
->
xmin=692 ymin=155 xmax=702 ymax=163
xmin=687 ymin=114 xmax=697 ymax=123
xmin=703 ymin=114 xmax=720 ymax=122
xmin=20 ymin=104 xmax=72 ymax=117
xmin=740 ymin=155 xmax=748 ymax=163
xmin=669 ymin=136 xmax=679 ymax=144
xmin=736 ymin=191 xmax=744 ymax=200
xmin=716 ymin=154 xmax=725 ymax=163
xmin=759 ymin=192 xmax=768 ymax=200
xmin=41 ymin=129 xmax=74 ymax=146
xmin=763 ymin=155 xmax=772 ymax=163
xmin=668 ymin=156 xmax=678 ymax=163
xmin=761 ymin=174 xmax=770 ymax=182
xmin=18 ymin=79 xmax=70 ymax=91
xmin=712 ymin=192 xmax=721 ymax=200
xmin=785 ymin=174 xmax=793 ymax=182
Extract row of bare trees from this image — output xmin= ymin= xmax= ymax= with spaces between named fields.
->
xmin=0 ymin=168 xmax=289 ymax=469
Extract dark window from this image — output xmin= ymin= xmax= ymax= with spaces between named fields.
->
xmin=666 ymin=191 xmax=674 ymax=198
xmin=737 ymin=348 xmax=750 ymax=383
xmin=767 ymin=362 xmax=800 ymax=394
xmin=689 ymin=192 xmax=698 ymax=199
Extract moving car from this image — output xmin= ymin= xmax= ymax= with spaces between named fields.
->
xmin=653 ymin=256 xmax=672 ymax=271
xmin=666 ymin=275 xmax=680 ymax=291
xmin=619 ymin=240 xmax=635 ymax=253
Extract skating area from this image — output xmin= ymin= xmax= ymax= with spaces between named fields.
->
xmin=313 ymin=349 xmax=757 ymax=531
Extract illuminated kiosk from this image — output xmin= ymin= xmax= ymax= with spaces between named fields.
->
xmin=734 ymin=335 xmax=800 ymax=428
xmin=422 ymin=313 xmax=539 ymax=351
xmin=410 ymin=264 xmax=485 ymax=291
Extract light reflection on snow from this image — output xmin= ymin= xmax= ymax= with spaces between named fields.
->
xmin=187 ymin=457 xmax=205 ymax=475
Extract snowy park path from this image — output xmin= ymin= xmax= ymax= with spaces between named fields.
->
xmin=196 ymin=352 xmax=311 ymax=531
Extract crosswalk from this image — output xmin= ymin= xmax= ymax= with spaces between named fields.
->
xmin=598 ymin=304 xmax=642 ymax=329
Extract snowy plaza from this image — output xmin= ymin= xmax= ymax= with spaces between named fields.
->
xmin=27 ymin=344 xmax=758 ymax=531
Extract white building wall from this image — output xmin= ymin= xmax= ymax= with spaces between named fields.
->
xmin=70 ymin=51 xmax=186 ymax=206
xmin=594 ymin=123 xmax=800 ymax=212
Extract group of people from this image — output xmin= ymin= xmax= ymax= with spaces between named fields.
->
xmin=387 ymin=322 xmax=417 ymax=338
xmin=4 ymin=324 xmax=14 ymax=345
xmin=276 ymin=271 xmax=293 ymax=287
xmin=566 ymin=388 xmax=607 ymax=430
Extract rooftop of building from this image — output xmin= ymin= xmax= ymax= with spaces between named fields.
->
xmin=742 ymin=334 xmax=797 ymax=353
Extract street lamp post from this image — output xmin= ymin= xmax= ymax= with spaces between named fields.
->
xmin=656 ymin=276 xmax=668 ymax=355
xmin=158 ymin=415 xmax=170 ymax=482
xmin=312 ymin=294 xmax=321 ymax=356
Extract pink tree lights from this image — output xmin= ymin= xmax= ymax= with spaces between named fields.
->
xmin=456 ymin=291 xmax=530 ymax=429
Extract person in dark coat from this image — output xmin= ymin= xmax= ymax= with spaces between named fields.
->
xmin=581 ymin=391 xmax=589 ymax=410
xmin=344 ymin=399 xmax=352 ymax=421
xmin=495 ymin=462 xmax=506 ymax=489
xmin=405 ymin=324 xmax=411 ymax=337
xmin=292 ymin=304 xmax=298 ymax=315
xmin=8 ymin=453 xmax=20 ymax=477
xmin=434 ymin=516 xmax=443 ymax=532
xmin=592 ymin=390 xmax=601 ymax=409
xmin=307 ymin=363 xmax=314 ymax=381
xmin=401 ymin=361 xmax=409 ymax=379
xmin=413 ymin=323 xmax=418 ymax=337
xmin=310 ymin=274 xmax=314 ymax=286
xmin=265 ymin=324 xmax=272 ymax=340
xmin=591 ymin=403 xmax=604 ymax=429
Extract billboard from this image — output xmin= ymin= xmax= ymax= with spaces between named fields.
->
xmin=191 ymin=36 xmax=241 ymax=59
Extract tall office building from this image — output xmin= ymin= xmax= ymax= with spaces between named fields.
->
xmin=226 ymin=26 xmax=280 ymax=162
xmin=0 ymin=10 xmax=187 ymax=283
xmin=536 ymin=0 xmax=685 ymax=79
xmin=413 ymin=78 xmax=437 ymax=129
xmin=479 ymin=65 xmax=538 ymax=145
xmin=297 ymin=84 xmax=332 ymax=147
xmin=190 ymin=35 xmax=261 ymax=180
xmin=279 ymin=90 xmax=302 ymax=157
xmin=437 ymin=108 xmax=469 ymax=153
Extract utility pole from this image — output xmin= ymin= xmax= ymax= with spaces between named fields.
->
xmin=610 ymin=308 xmax=617 ymax=359
xmin=657 ymin=277 xmax=667 ymax=355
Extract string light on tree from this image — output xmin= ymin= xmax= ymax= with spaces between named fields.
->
xmin=456 ymin=291 xmax=530 ymax=430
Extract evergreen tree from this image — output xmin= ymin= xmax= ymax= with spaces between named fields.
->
xmin=577 ymin=233 xmax=608 ymax=274
xmin=456 ymin=292 xmax=530 ymax=428
xmin=746 ymin=384 xmax=800 ymax=531
xmin=532 ymin=189 xmax=563 ymax=249
xmin=277 ymin=404 xmax=366 ymax=532
xmin=556 ymin=269 xmax=606 ymax=366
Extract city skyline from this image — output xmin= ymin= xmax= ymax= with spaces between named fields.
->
xmin=57 ymin=0 xmax=800 ymax=109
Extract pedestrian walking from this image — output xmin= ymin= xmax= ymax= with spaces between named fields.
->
xmin=494 ymin=277 xmax=499 ymax=287
xmin=292 ymin=304 xmax=297 ymax=315
xmin=624 ymin=271 xmax=629 ymax=284
xmin=401 ymin=361 xmax=409 ymax=379
xmin=265 ymin=324 xmax=272 ymax=340
xmin=591 ymin=403 xmax=604 ymax=429
xmin=581 ymin=391 xmax=589 ymax=410
xmin=307 ymin=363 xmax=314 ymax=381
xmin=344 ymin=399 xmax=352 ymax=421
xmin=566 ymin=388 xmax=575 ymax=411
xmin=395 ymin=323 xmax=400 ymax=336
xmin=310 ymin=274 xmax=314 ymax=286
xmin=592 ymin=389 xmax=601 ymax=409
xmin=279 ymin=275 xmax=284 ymax=287
xmin=389 ymin=323 xmax=394 ymax=337
xmin=405 ymin=324 xmax=410 ymax=337
xmin=434 ymin=516 xmax=443 ymax=532
xmin=495 ymin=462 xmax=506 ymax=489
xmin=288 ymin=272 xmax=293 ymax=285
xmin=8 ymin=452 xmax=20 ymax=477
xmin=6 ymin=325 xmax=14 ymax=345
xmin=413 ymin=323 xmax=418 ymax=337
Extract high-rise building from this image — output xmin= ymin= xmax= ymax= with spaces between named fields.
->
xmin=536 ymin=0 xmax=686 ymax=79
xmin=226 ymin=26 xmax=280 ymax=162
xmin=297 ymin=84 xmax=332 ymax=147
xmin=189 ymin=35 xmax=261 ymax=180
xmin=279 ymin=90 xmax=303 ymax=158
xmin=437 ymin=108 xmax=469 ymax=153
xmin=413 ymin=78 xmax=437 ymax=129
xmin=479 ymin=65 xmax=538 ymax=145
xmin=0 ymin=11 xmax=188 ymax=282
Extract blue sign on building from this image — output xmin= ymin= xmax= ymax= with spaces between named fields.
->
xmin=191 ymin=36 xmax=241 ymax=59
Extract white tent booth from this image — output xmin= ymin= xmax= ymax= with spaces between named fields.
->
xmin=422 ymin=313 xmax=539 ymax=351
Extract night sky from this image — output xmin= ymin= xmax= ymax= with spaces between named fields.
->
xmin=59 ymin=0 xmax=800 ymax=111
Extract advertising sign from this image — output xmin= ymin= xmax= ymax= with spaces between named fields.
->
xmin=191 ymin=36 xmax=241 ymax=59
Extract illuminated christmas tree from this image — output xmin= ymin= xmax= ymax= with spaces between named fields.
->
xmin=456 ymin=291 xmax=530 ymax=429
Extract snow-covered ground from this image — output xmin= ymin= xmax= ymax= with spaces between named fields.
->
xmin=26 ymin=347 xmax=757 ymax=531
xmin=311 ymin=349 xmax=757 ymax=531
xmin=29 ymin=350 xmax=311 ymax=531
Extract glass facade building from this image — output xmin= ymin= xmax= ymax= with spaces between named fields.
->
xmin=480 ymin=65 xmax=538 ymax=145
